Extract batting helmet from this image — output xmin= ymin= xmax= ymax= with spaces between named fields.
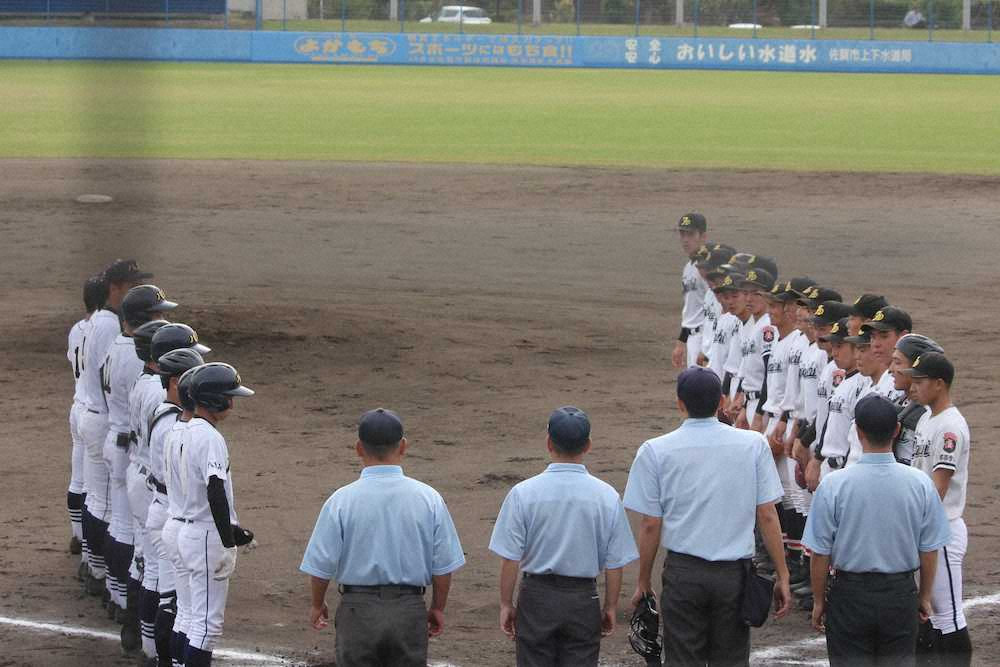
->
xmin=895 ymin=334 xmax=944 ymax=363
xmin=132 ymin=320 xmax=171 ymax=362
xmin=177 ymin=367 xmax=199 ymax=412
xmin=150 ymin=323 xmax=210 ymax=363
xmin=157 ymin=348 xmax=205 ymax=389
xmin=121 ymin=284 xmax=177 ymax=328
xmin=188 ymin=362 xmax=254 ymax=412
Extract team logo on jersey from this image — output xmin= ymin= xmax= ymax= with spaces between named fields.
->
xmin=815 ymin=305 xmax=825 ymax=316
xmin=943 ymin=432 xmax=958 ymax=453
xmin=832 ymin=369 xmax=846 ymax=387
xmin=763 ymin=328 xmax=775 ymax=343
xmin=872 ymin=309 xmax=886 ymax=322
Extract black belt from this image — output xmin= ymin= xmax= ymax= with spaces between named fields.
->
xmin=835 ymin=570 xmax=914 ymax=583
xmin=827 ymin=456 xmax=846 ymax=470
xmin=171 ymin=517 xmax=194 ymax=524
xmin=87 ymin=408 xmax=102 ymax=415
xmin=522 ymin=572 xmax=596 ymax=586
xmin=339 ymin=584 xmax=425 ymax=596
xmin=667 ymin=550 xmax=747 ymax=569
xmin=148 ymin=474 xmax=167 ymax=495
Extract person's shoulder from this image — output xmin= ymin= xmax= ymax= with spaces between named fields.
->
xmin=582 ymin=470 xmax=622 ymax=498
xmin=939 ymin=406 xmax=969 ymax=431
xmin=189 ymin=418 xmax=225 ymax=444
xmin=399 ymin=474 xmax=448 ymax=504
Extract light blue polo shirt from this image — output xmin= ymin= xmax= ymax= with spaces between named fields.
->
xmin=623 ymin=417 xmax=783 ymax=562
xmin=803 ymin=452 xmax=950 ymax=573
xmin=488 ymin=463 xmax=639 ymax=578
xmin=300 ymin=465 xmax=466 ymax=586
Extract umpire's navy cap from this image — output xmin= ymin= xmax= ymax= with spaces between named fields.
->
xmin=854 ymin=394 xmax=900 ymax=443
xmin=677 ymin=213 xmax=707 ymax=233
xmin=548 ymin=406 xmax=591 ymax=449
xmin=359 ymin=408 xmax=404 ymax=448
xmin=676 ymin=367 xmax=722 ymax=416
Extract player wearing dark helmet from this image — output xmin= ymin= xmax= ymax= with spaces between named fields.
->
xmin=891 ymin=334 xmax=944 ymax=465
xmin=172 ymin=363 xmax=255 ymax=667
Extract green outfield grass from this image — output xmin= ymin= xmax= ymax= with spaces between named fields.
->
xmin=2 ymin=60 xmax=998 ymax=173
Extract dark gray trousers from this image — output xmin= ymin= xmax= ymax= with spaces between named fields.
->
xmin=335 ymin=590 xmax=428 ymax=667
xmin=516 ymin=574 xmax=602 ymax=667
xmin=660 ymin=551 xmax=750 ymax=667
xmin=826 ymin=573 xmax=919 ymax=667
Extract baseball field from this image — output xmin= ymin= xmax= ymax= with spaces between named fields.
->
xmin=1 ymin=60 xmax=999 ymax=666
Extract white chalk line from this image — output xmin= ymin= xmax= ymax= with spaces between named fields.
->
xmin=3 ymin=591 xmax=998 ymax=667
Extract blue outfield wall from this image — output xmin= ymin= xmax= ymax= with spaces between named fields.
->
xmin=2 ymin=27 xmax=999 ymax=74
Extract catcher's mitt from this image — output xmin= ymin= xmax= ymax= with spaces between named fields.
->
xmin=629 ymin=592 xmax=662 ymax=665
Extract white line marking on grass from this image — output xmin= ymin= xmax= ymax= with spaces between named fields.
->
xmin=0 ymin=614 xmax=298 ymax=665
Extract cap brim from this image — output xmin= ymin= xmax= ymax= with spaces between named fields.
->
xmin=899 ymin=368 xmax=929 ymax=377
xmin=843 ymin=335 xmax=871 ymax=345
xmin=193 ymin=343 xmax=211 ymax=354
xmin=862 ymin=321 xmax=894 ymax=332
xmin=149 ymin=299 xmax=178 ymax=312
xmin=819 ymin=334 xmax=846 ymax=342
xmin=226 ymin=386 xmax=254 ymax=397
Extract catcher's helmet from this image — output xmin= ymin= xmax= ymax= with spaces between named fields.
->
xmin=188 ymin=362 xmax=254 ymax=412
xmin=177 ymin=367 xmax=199 ymax=412
xmin=157 ymin=349 xmax=204 ymax=389
xmin=121 ymin=284 xmax=177 ymax=328
xmin=132 ymin=320 xmax=171 ymax=363
xmin=150 ymin=323 xmax=210 ymax=362
xmin=895 ymin=334 xmax=944 ymax=363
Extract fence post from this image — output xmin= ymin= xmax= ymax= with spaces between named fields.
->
xmin=283 ymin=0 xmax=287 ymax=29
xmin=928 ymin=0 xmax=934 ymax=40
xmin=962 ymin=0 xmax=970 ymax=30
xmin=517 ymin=0 xmax=523 ymax=33
xmin=45 ymin=0 xmax=50 ymax=21
xmin=319 ymin=0 xmax=323 ymax=20
xmin=818 ymin=0 xmax=827 ymax=27
xmin=225 ymin=0 xmax=229 ymax=28
xmin=752 ymin=0 xmax=757 ymax=37
xmin=400 ymin=0 xmax=404 ymax=31
xmin=634 ymin=0 xmax=640 ymax=35
xmin=166 ymin=0 xmax=170 ymax=25
xmin=255 ymin=0 xmax=262 ymax=30
xmin=989 ymin=0 xmax=994 ymax=41
xmin=676 ymin=0 xmax=683 ymax=26
xmin=868 ymin=0 xmax=874 ymax=39
xmin=694 ymin=0 xmax=699 ymax=36
xmin=340 ymin=0 xmax=345 ymax=31
xmin=810 ymin=0 xmax=816 ymax=38
xmin=575 ymin=0 xmax=580 ymax=35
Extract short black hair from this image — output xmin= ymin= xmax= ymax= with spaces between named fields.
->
xmin=83 ymin=275 xmax=108 ymax=312
xmin=677 ymin=367 xmax=722 ymax=419
xmin=550 ymin=434 xmax=589 ymax=455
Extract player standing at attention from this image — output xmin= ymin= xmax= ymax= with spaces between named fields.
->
xmin=672 ymin=213 xmax=709 ymax=369
xmin=814 ymin=319 xmax=870 ymax=479
xmin=301 ymin=408 xmax=466 ymax=667
xmin=905 ymin=353 xmax=973 ymax=666
xmin=732 ymin=268 xmax=778 ymax=431
xmin=890 ymin=334 xmax=943 ymax=465
xmin=863 ymin=306 xmax=912 ymax=402
xmin=488 ymin=407 xmax=638 ymax=666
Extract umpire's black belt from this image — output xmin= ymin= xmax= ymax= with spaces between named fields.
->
xmin=339 ymin=584 xmax=425 ymax=596
xmin=522 ymin=572 xmax=597 ymax=587
xmin=835 ymin=570 xmax=914 ymax=583
xmin=667 ymin=550 xmax=747 ymax=570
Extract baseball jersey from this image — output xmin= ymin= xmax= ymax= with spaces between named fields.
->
xmin=894 ymin=401 xmax=925 ymax=465
xmin=737 ymin=314 xmax=774 ymax=393
xmin=300 ymin=465 xmax=466 ymax=586
xmin=700 ymin=290 xmax=723 ymax=358
xmin=129 ymin=371 xmax=166 ymax=468
xmin=680 ymin=261 xmax=708 ymax=330
xmin=875 ymin=369 xmax=906 ymax=404
xmin=68 ymin=318 xmax=90 ymax=405
xmin=164 ymin=420 xmax=191 ymax=518
xmin=724 ymin=315 xmax=753 ymax=377
xmin=81 ymin=309 xmax=121 ymax=414
xmin=174 ymin=418 xmax=238 ymax=525
xmin=488 ymin=463 xmax=639 ymax=578
xmin=103 ymin=335 xmax=143 ymax=436
xmin=761 ymin=329 xmax=799 ymax=416
xmin=812 ymin=360 xmax=838 ymax=452
xmin=148 ymin=403 xmax=181 ymax=491
xmin=911 ymin=406 xmax=970 ymax=520
xmin=796 ymin=343 xmax=826 ymax=424
xmin=708 ymin=312 xmax=740 ymax=380
xmin=817 ymin=371 xmax=871 ymax=461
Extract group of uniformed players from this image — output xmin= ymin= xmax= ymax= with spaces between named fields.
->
xmin=673 ymin=212 xmax=973 ymax=665
xmin=65 ymin=259 xmax=255 ymax=667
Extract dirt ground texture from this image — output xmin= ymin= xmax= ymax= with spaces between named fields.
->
xmin=1 ymin=159 xmax=998 ymax=667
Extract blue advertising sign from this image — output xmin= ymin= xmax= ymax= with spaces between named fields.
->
xmin=2 ymin=27 xmax=999 ymax=75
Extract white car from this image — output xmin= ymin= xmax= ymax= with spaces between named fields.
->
xmin=419 ymin=6 xmax=492 ymax=23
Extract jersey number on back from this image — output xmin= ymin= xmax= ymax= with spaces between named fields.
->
xmin=100 ymin=359 xmax=112 ymax=396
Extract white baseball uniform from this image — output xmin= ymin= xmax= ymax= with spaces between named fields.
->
xmin=724 ymin=315 xmax=754 ymax=401
xmin=813 ymin=359 xmax=838 ymax=455
xmin=103 ymin=335 xmax=143 ymax=547
xmin=817 ymin=370 xmax=870 ymax=478
xmin=162 ymin=418 xmax=193 ymax=648
xmin=700 ymin=289 xmax=723 ymax=362
xmin=875 ymin=368 xmax=906 ymax=404
xmin=680 ymin=260 xmax=708 ymax=368
xmin=176 ymin=418 xmax=239 ymax=653
xmin=736 ymin=313 xmax=773 ymax=419
xmin=708 ymin=311 xmax=739 ymax=380
xmin=147 ymin=403 xmax=182 ymax=596
xmin=67 ymin=317 xmax=91 ymax=543
xmin=845 ymin=371 xmax=901 ymax=465
xmin=80 ymin=308 xmax=121 ymax=526
xmin=761 ymin=329 xmax=799 ymax=506
xmin=912 ymin=406 xmax=970 ymax=634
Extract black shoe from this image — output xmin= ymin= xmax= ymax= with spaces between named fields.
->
xmin=70 ymin=536 xmax=83 ymax=555
xmin=77 ymin=561 xmax=89 ymax=582
xmin=120 ymin=622 xmax=141 ymax=655
xmin=88 ymin=575 xmax=106 ymax=598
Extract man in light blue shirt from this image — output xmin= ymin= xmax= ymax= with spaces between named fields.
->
xmin=803 ymin=394 xmax=950 ymax=667
xmin=489 ymin=406 xmax=638 ymax=667
xmin=624 ymin=367 xmax=791 ymax=666
xmin=300 ymin=408 xmax=465 ymax=667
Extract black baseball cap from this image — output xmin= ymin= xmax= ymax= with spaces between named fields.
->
xmin=677 ymin=367 xmax=723 ymax=417
xmin=713 ymin=272 xmax=743 ymax=294
xmin=895 ymin=334 xmax=944 ymax=363
xmin=843 ymin=329 xmax=872 ymax=346
xmin=677 ymin=213 xmax=707 ymax=233
xmin=901 ymin=352 xmax=954 ymax=384
xmin=739 ymin=268 xmax=776 ymax=292
xmin=698 ymin=243 xmax=738 ymax=274
xmin=548 ymin=406 xmax=591 ymax=450
xmin=813 ymin=301 xmax=853 ymax=326
xmin=358 ymin=408 xmax=404 ymax=448
xmin=862 ymin=307 xmax=912 ymax=334
xmin=766 ymin=277 xmax=815 ymax=302
xmin=798 ymin=286 xmax=843 ymax=309
xmin=104 ymin=259 xmax=153 ymax=285
xmin=854 ymin=394 xmax=900 ymax=443
xmin=851 ymin=294 xmax=890 ymax=320
xmin=819 ymin=318 xmax=850 ymax=343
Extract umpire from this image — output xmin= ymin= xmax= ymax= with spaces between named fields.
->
xmin=624 ymin=367 xmax=792 ymax=666
xmin=300 ymin=408 xmax=466 ymax=667
xmin=803 ymin=394 xmax=950 ymax=666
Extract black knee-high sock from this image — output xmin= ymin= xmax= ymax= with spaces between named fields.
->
xmin=185 ymin=646 xmax=212 ymax=667
xmin=155 ymin=592 xmax=177 ymax=667
xmin=67 ymin=491 xmax=84 ymax=533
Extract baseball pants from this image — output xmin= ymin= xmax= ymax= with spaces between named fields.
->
xmin=162 ymin=518 xmax=192 ymax=656
xmin=178 ymin=522 xmax=233 ymax=652
xmin=127 ymin=463 xmax=158 ymax=659
xmin=79 ymin=410 xmax=111 ymax=579
xmin=68 ymin=403 xmax=87 ymax=542
xmin=826 ymin=572 xmax=919 ymax=667
xmin=660 ymin=551 xmax=749 ymax=667
xmin=334 ymin=589 xmax=428 ymax=667
xmin=147 ymin=496 xmax=176 ymax=594
xmin=686 ymin=333 xmax=703 ymax=368
xmin=929 ymin=518 xmax=968 ymax=635
xmin=515 ymin=574 xmax=601 ymax=667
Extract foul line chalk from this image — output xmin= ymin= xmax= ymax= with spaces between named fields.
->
xmin=0 ymin=614 xmax=297 ymax=665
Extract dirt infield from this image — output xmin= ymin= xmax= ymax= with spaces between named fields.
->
xmin=1 ymin=159 xmax=998 ymax=666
